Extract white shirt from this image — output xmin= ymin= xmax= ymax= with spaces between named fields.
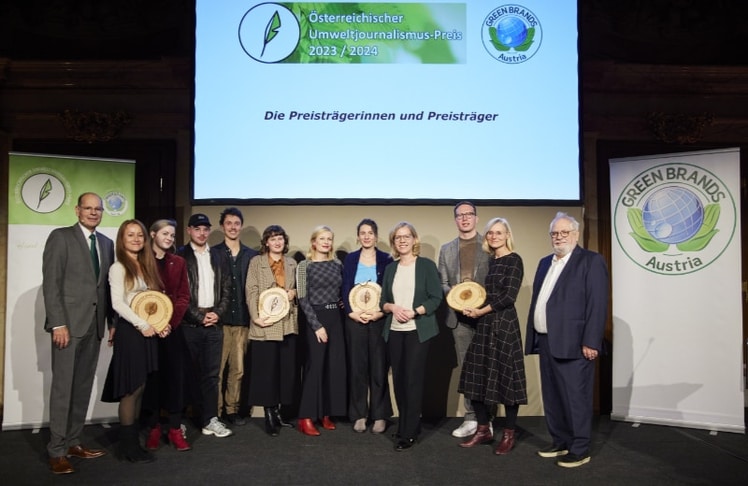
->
xmin=533 ymin=251 xmax=571 ymax=334
xmin=390 ymin=262 xmax=417 ymax=332
xmin=191 ymin=242 xmax=215 ymax=308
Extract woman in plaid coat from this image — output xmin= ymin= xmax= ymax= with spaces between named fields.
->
xmin=458 ymin=217 xmax=527 ymax=455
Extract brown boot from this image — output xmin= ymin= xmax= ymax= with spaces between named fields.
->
xmin=495 ymin=428 xmax=516 ymax=455
xmin=459 ymin=424 xmax=493 ymax=448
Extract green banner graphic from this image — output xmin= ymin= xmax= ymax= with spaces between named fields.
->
xmin=239 ymin=3 xmax=466 ymax=64
xmin=8 ymin=152 xmax=135 ymax=226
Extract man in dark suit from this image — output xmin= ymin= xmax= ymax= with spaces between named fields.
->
xmin=42 ymin=192 xmax=114 ymax=474
xmin=525 ymin=212 xmax=608 ymax=468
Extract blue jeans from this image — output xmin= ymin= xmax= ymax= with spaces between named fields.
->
xmin=182 ymin=324 xmax=223 ymax=426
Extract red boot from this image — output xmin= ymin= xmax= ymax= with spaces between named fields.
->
xmin=495 ymin=428 xmax=516 ymax=455
xmin=459 ymin=424 xmax=493 ymax=448
xmin=320 ymin=416 xmax=336 ymax=430
xmin=168 ymin=426 xmax=192 ymax=452
xmin=298 ymin=418 xmax=321 ymax=436
xmin=145 ymin=425 xmax=162 ymax=451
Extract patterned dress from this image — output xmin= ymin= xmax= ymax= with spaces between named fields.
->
xmin=458 ymin=252 xmax=527 ymax=406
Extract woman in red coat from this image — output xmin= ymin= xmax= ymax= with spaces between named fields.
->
xmin=141 ymin=219 xmax=192 ymax=452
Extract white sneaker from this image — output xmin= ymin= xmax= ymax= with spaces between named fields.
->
xmin=202 ymin=417 xmax=233 ymax=438
xmin=452 ymin=420 xmax=478 ymax=438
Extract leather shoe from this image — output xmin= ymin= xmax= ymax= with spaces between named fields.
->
xmin=394 ymin=438 xmax=416 ymax=451
xmin=298 ymin=418 xmax=321 ymax=436
xmin=320 ymin=416 xmax=336 ymax=430
xmin=272 ymin=407 xmax=294 ymax=428
xmin=67 ymin=445 xmax=107 ymax=459
xmin=49 ymin=456 xmax=74 ymax=474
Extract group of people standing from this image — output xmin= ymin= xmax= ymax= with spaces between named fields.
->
xmin=42 ymin=194 xmax=607 ymax=475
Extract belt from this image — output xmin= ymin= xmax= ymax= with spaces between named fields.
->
xmin=314 ymin=302 xmax=339 ymax=310
xmin=198 ymin=307 xmax=214 ymax=313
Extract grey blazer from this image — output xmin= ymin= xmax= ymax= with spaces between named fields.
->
xmin=437 ymin=234 xmax=490 ymax=329
xmin=42 ymin=224 xmax=114 ymax=339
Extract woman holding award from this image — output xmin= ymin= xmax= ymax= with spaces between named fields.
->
xmin=102 ymin=219 xmax=167 ymax=463
xmin=458 ymin=217 xmax=527 ymax=454
xmin=246 ymin=225 xmax=299 ymax=437
xmin=141 ymin=219 xmax=192 ymax=452
xmin=342 ymin=219 xmax=392 ymax=434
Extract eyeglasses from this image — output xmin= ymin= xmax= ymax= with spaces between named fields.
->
xmin=79 ymin=206 xmax=104 ymax=213
xmin=549 ymin=230 xmax=574 ymax=238
xmin=394 ymin=234 xmax=413 ymax=241
xmin=455 ymin=212 xmax=476 ymax=219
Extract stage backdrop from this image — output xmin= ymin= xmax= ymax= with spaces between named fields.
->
xmin=3 ymin=152 xmax=135 ymax=430
xmin=610 ymin=148 xmax=744 ymax=433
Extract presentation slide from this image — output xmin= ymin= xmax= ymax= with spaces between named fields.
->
xmin=194 ymin=1 xmax=579 ymax=202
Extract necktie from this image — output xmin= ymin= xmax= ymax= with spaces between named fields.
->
xmin=89 ymin=233 xmax=100 ymax=280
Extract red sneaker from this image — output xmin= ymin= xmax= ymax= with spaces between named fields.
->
xmin=146 ymin=425 xmax=162 ymax=451
xmin=168 ymin=426 xmax=192 ymax=451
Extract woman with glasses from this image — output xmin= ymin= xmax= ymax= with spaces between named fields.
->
xmin=458 ymin=217 xmax=527 ymax=455
xmin=380 ymin=222 xmax=443 ymax=451
xmin=296 ymin=225 xmax=346 ymax=436
xmin=140 ymin=219 xmax=192 ymax=452
xmin=246 ymin=225 xmax=299 ymax=437
xmin=342 ymin=219 xmax=393 ymax=434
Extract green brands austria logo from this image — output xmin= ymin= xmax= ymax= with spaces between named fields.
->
xmin=613 ymin=162 xmax=737 ymax=275
xmin=482 ymin=4 xmax=542 ymax=64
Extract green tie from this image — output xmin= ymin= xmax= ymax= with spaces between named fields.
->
xmin=89 ymin=233 xmax=100 ymax=280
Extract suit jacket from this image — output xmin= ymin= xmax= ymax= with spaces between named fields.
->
xmin=380 ymin=257 xmax=443 ymax=343
xmin=438 ymin=235 xmax=491 ymax=329
xmin=42 ymin=223 xmax=114 ymax=339
xmin=525 ymin=245 xmax=609 ymax=359
xmin=246 ymin=253 xmax=298 ymax=341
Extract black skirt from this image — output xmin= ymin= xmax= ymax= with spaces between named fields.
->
xmin=101 ymin=319 xmax=159 ymax=402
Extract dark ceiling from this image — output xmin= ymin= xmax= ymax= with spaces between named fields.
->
xmin=1 ymin=0 xmax=747 ymax=65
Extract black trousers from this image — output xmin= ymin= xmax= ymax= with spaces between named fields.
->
xmin=388 ymin=330 xmax=430 ymax=440
xmin=298 ymin=307 xmax=347 ymax=419
xmin=248 ymin=335 xmax=298 ymax=407
xmin=345 ymin=317 xmax=391 ymax=421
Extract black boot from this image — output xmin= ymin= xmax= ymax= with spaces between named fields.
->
xmin=119 ymin=425 xmax=155 ymax=463
xmin=272 ymin=406 xmax=294 ymax=428
xmin=264 ymin=407 xmax=280 ymax=437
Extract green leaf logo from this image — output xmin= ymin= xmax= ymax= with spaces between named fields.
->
xmin=488 ymin=27 xmax=511 ymax=51
xmin=38 ymin=178 xmax=52 ymax=209
xmin=488 ymin=27 xmax=535 ymax=53
xmin=514 ymin=28 xmax=535 ymax=52
xmin=676 ymin=204 xmax=720 ymax=251
xmin=627 ymin=208 xmax=669 ymax=252
xmin=262 ymin=11 xmax=281 ymax=57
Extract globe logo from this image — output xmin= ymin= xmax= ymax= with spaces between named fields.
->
xmin=641 ymin=187 xmax=703 ymax=244
xmin=104 ymin=191 xmax=128 ymax=216
xmin=482 ymin=5 xmax=542 ymax=64
xmin=496 ymin=17 xmax=527 ymax=48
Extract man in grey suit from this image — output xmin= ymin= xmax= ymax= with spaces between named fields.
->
xmin=43 ymin=192 xmax=114 ymax=474
xmin=438 ymin=201 xmax=491 ymax=438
